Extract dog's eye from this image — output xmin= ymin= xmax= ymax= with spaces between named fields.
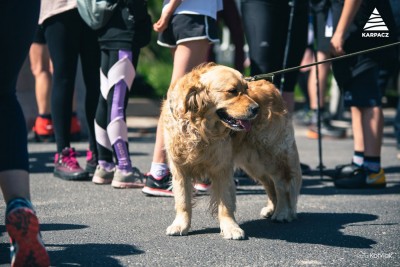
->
xmin=228 ymin=88 xmax=239 ymax=95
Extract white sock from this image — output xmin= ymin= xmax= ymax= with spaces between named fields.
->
xmin=150 ymin=162 xmax=169 ymax=179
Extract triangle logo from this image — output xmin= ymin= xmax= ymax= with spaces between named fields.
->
xmin=363 ymin=8 xmax=388 ymax=31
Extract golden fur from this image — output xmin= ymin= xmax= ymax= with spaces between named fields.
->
xmin=162 ymin=63 xmax=302 ymax=240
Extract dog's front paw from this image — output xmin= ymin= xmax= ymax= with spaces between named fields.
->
xmin=220 ymin=223 xmax=245 ymax=240
xmin=166 ymin=223 xmax=190 ymax=236
xmin=271 ymin=209 xmax=297 ymax=223
xmin=260 ymin=205 xmax=274 ymax=218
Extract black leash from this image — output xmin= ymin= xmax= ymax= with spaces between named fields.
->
xmin=244 ymin=41 xmax=400 ymax=83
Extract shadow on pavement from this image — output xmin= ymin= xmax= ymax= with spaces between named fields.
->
xmin=241 ymin=212 xmax=381 ymax=248
xmin=0 ymin=223 xmax=144 ymax=266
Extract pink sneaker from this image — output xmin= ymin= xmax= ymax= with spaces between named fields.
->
xmin=54 ymin=147 xmax=89 ymax=180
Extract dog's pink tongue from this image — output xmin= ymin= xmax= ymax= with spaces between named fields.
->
xmin=239 ymin=120 xmax=251 ymax=131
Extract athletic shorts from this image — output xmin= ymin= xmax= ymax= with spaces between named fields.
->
xmin=33 ymin=25 xmax=46 ymax=44
xmin=157 ymin=14 xmax=220 ymax=48
xmin=342 ymin=66 xmax=382 ymax=108
xmin=313 ymin=7 xmax=331 ymax=52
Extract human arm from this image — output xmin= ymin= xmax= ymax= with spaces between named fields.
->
xmin=330 ymin=0 xmax=362 ymax=56
xmin=153 ymin=0 xmax=182 ymax=32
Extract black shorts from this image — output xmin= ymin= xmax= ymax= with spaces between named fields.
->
xmin=33 ymin=25 xmax=46 ymax=44
xmin=342 ymin=66 xmax=382 ymax=108
xmin=157 ymin=14 xmax=219 ymax=48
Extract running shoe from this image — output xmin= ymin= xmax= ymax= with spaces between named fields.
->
xmin=142 ymin=173 xmax=173 ymax=197
xmin=334 ymin=168 xmax=386 ymax=189
xmin=333 ymin=163 xmax=361 ymax=179
xmin=6 ymin=206 xmax=50 ymax=267
xmin=111 ymin=167 xmax=145 ymax=188
xmin=85 ymin=150 xmax=98 ymax=175
xmin=54 ymin=147 xmax=89 ymax=180
xmin=92 ymin=165 xmax=114 ymax=185
xmin=194 ymin=180 xmax=212 ymax=192
xmin=32 ymin=116 xmax=54 ymax=142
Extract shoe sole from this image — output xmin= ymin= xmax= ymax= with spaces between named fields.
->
xmin=92 ymin=176 xmax=113 ymax=185
xmin=53 ymin=170 xmax=89 ymax=181
xmin=6 ymin=208 xmax=50 ymax=267
xmin=111 ymin=181 xmax=145 ymax=189
xmin=142 ymin=186 xmax=174 ymax=197
xmin=194 ymin=184 xmax=211 ymax=192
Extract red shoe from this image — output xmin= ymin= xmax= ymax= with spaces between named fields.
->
xmin=32 ymin=116 xmax=54 ymax=142
xmin=6 ymin=207 xmax=50 ymax=267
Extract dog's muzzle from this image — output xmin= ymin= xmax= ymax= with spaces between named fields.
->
xmin=216 ymin=104 xmax=259 ymax=132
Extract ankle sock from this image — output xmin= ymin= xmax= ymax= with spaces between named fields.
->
xmin=6 ymin=198 xmax=33 ymax=215
xmin=364 ymin=156 xmax=381 ymax=173
xmin=352 ymin=151 xmax=364 ymax=167
xmin=150 ymin=162 xmax=169 ymax=180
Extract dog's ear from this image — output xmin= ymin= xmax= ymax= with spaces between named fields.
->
xmin=169 ymin=70 xmax=208 ymax=117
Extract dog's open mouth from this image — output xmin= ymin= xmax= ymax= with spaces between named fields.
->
xmin=216 ymin=109 xmax=252 ymax=131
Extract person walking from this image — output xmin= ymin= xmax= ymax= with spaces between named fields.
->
xmin=0 ymin=0 xmax=50 ymax=265
xmin=39 ymin=0 xmax=101 ymax=180
xmin=142 ymin=0 xmax=223 ymax=196
xmin=330 ymin=0 xmax=398 ymax=188
xmin=89 ymin=0 xmax=152 ymax=188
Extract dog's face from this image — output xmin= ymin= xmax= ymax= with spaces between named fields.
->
xmin=169 ymin=63 xmax=259 ymax=132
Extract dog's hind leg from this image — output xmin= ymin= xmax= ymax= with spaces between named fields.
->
xmin=210 ymin=169 xmax=245 ymax=240
xmin=166 ymin=168 xmax=192 ymax=236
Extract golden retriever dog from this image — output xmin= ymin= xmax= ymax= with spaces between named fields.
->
xmin=162 ymin=63 xmax=302 ymax=240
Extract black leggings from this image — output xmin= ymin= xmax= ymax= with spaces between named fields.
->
xmin=0 ymin=0 xmax=39 ymax=171
xmin=43 ymin=9 xmax=100 ymax=153
xmin=241 ymin=0 xmax=308 ymax=92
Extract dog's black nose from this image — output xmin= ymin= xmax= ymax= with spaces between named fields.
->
xmin=249 ymin=105 xmax=259 ymax=116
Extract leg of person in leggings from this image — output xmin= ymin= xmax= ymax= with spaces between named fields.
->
xmin=93 ymin=50 xmax=115 ymax=184
xmin=79 ymin=19 xmax=101 ymax=174
xmin=95 ymin=48 xmax=143 ymax=188
xmin=279 ymin=0 xmax=308 ymax=113
xmin=44 ymin=10 xmax=88 ymax=180
xmin=0 ymin=1 xmax=50 ymax=265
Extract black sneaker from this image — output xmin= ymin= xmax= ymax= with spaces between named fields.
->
xmin=300 ymin=163 xmax=311 ymax=175
xmin=334 ymin=168 xmax=386 ymax=189
xmin=142 ymin=173 xmax=173 ymax=197
xmin=334 ymin=163 xmax=361 ymax=179
xmin=85 ymin=149 xmax=98 ymax=175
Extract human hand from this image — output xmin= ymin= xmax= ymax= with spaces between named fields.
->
xmin=153 ymin=14 xmax=169 ymax=32
xmin=330 ymin=32 xmax=346 ymax=56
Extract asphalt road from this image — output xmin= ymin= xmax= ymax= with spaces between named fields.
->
xmin=0 ymin=104 xmax=399 ymax=267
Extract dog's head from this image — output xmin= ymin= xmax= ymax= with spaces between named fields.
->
xmin=168 ymin=63 xmax=259 ymax=132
